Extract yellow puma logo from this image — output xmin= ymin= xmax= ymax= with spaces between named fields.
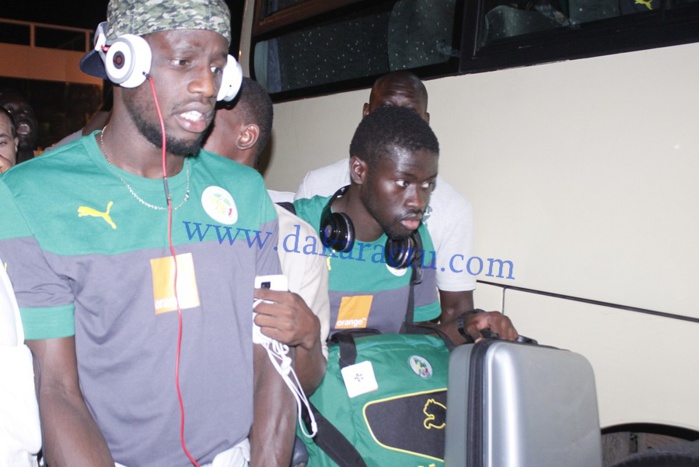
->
xmin=634 ymin=0 xmax=653 ymax=9
xmin=423 ymin=398 xmax=446 ymax=430
xmin=78 ymin=201 xmax=116 ymax=229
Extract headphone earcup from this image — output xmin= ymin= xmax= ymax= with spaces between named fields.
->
xmin=105 ymin=34 xmax=152 ymax=88
xmin=320 ymin=212 xmax=355 ymax=253
xmin=385 ymin=231 xmax=423 ymax=269
xmin=217 ymin=55 xmax=243 ymax=102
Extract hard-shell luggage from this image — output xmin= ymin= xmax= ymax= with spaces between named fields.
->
xmin=445 ymin=338 xmax=602 ymax=467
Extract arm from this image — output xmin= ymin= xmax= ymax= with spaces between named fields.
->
xmin=435 ymin=307 xmax=519 ymax=346
xmin=250 ymin=343 xmax=297 ymax=466
xmin=253 ymin=288 xmax=326 ymax=394
xmin=27 ymin=337 xmax=113 ymax=467
xmin=438 ymin=289 xmax=474 ymax=323
xmin=267 ymin=208 xmax=330 ymax=394
xmin=433 ymin=290 xmax=518 ymax=345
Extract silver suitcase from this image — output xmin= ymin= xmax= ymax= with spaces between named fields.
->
xmin=445 ymin=338 xmax=602 ymax=467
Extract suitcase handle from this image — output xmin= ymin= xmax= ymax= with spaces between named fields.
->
xmin=515 ymin=334 xmax=538 ymax=344
xmin=481 ymin=329 xmax=539 ymax=345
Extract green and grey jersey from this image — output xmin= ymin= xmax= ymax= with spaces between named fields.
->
xmin=293 ymin=195 xmax=440 ymax=334
xmin=0 ymin=135 xmax=281 ymax=466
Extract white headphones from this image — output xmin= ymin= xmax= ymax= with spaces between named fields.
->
xmin=93 ymin=22 xmax=242 ymax=101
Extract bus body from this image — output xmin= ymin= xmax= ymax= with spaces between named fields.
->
xmin=238 ymin=0 xmax=699 ymax=463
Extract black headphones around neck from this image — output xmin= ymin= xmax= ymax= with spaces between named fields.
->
xmin=319 ymin=186 xmax=424 ymax=271
xmin=319 ymin=186 xmax=354 ymax=253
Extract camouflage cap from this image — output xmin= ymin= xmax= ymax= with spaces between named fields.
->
xmin=80 ymin=0 xmax=231 ymax=78
xmin=106 ymin=0 xmax=231 ymax=44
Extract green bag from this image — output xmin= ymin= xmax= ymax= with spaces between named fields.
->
xmin=301 ymin=332 xmax=450 ymax=467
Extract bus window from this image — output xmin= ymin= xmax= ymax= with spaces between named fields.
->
xmin=250 ymin=0 xmax=699 ymax=100
xmin=254 ymin=4 xmax=395 ymax=94
xmin=252 ymin=0 xmax=460 ymax=95
xmin=262 ymin=0 xmax=307 ymax=16
xmin=481 ymin=0 xmax=675 ymax=45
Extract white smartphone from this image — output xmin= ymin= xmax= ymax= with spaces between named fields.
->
xmin=254 ymin=274 xmax=289 ymax=292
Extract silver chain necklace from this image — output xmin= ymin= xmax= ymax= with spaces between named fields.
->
xmin=99 ymin=125 xmax=190 ymax=211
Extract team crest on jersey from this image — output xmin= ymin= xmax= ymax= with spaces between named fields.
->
xmin=201 ymin=186 xmax=238 ymax=225
xmin=409 ymin=355 xmax=433 ymax=379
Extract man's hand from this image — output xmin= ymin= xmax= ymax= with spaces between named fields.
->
xmin=437 ymin=310 xmax=518 ymax=345
xmin=253 ymin=288 xmax=320 ymax=351
xmin=460 ymin=310 xmax=518 ymax=342
xmin=253 ymin=288 xmax=326 ymax=394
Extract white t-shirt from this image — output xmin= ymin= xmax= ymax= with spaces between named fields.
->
xmin=268 ymin=189 xmax=295 ymax=204
xmin=0 ymin=262 xmax=42 ymax=466
xmin=294 ymin=159 xmax=476 ymax=292
xmin=274 ymin=204 xmax=330 ymax=358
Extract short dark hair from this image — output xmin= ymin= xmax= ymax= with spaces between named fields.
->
xmin=349 ymin=105 xmax=438 ymax=166
xmin=217 ymin=77 xmax=273 ymax=158
xmin=372 ymin=71 xmax=428 ymax=110
xmin=0 ymin=106 xmax=16 ymax=138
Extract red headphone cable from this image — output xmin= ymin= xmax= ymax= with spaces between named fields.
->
xmin=147 ymin=76 xmax=200 ymax=467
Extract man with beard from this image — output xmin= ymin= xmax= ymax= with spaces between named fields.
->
xmin=0 ymin=0 xmax=295 ymax=466
xmin=294 ymin=106 xmax=517 ymax=342
xmin=0 ymin=89 xmax=38 ymax=164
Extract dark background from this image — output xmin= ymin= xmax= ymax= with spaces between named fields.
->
xmin=2 ymin=1 xmax=242 ymax=30
xmin=0 ymin=1 xmax=245 ymax=151
xmin=3 ymin=1 xmax=109 ymax=29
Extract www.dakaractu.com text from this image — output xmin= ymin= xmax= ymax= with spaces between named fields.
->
xmin=183 ymin=221 xmax=515 ymax=280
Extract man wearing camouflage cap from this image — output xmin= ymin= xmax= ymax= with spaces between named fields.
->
xmin=0 ymin=0 xmax=296 ymax=466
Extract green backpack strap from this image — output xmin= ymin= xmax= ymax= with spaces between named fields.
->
xmin=303 ymin=402 xmax=368 ymax=467
xmin=329 ymin=329 xmax=381 ymax=369
xmin=301 ymin=329 xmax=382 ymax=466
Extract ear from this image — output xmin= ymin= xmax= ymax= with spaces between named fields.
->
xmin=349 ymin=155 xmax=368 ymax=185
xmin=237 ymin=124 xmax=260 ymax=151
xmin=362 ymin=103 xmax=370 ymax=118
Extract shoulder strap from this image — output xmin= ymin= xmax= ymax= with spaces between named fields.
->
xmin=331 ymin=332 xmax=357 ymax=369
xmin=404 ymin=229 xmax=424 ymax=325
xmin=402 ymin=262 xmax=457 ymax=349
xmin=303 ymin=403 xmax=368 ymax=467
xmin=305 ymin=329 xmax=381 ymax=465
xmin=405 ymin=264 xmax=419 ymax=325
xmin=329 ymin=329 xmax=381 ymax=369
